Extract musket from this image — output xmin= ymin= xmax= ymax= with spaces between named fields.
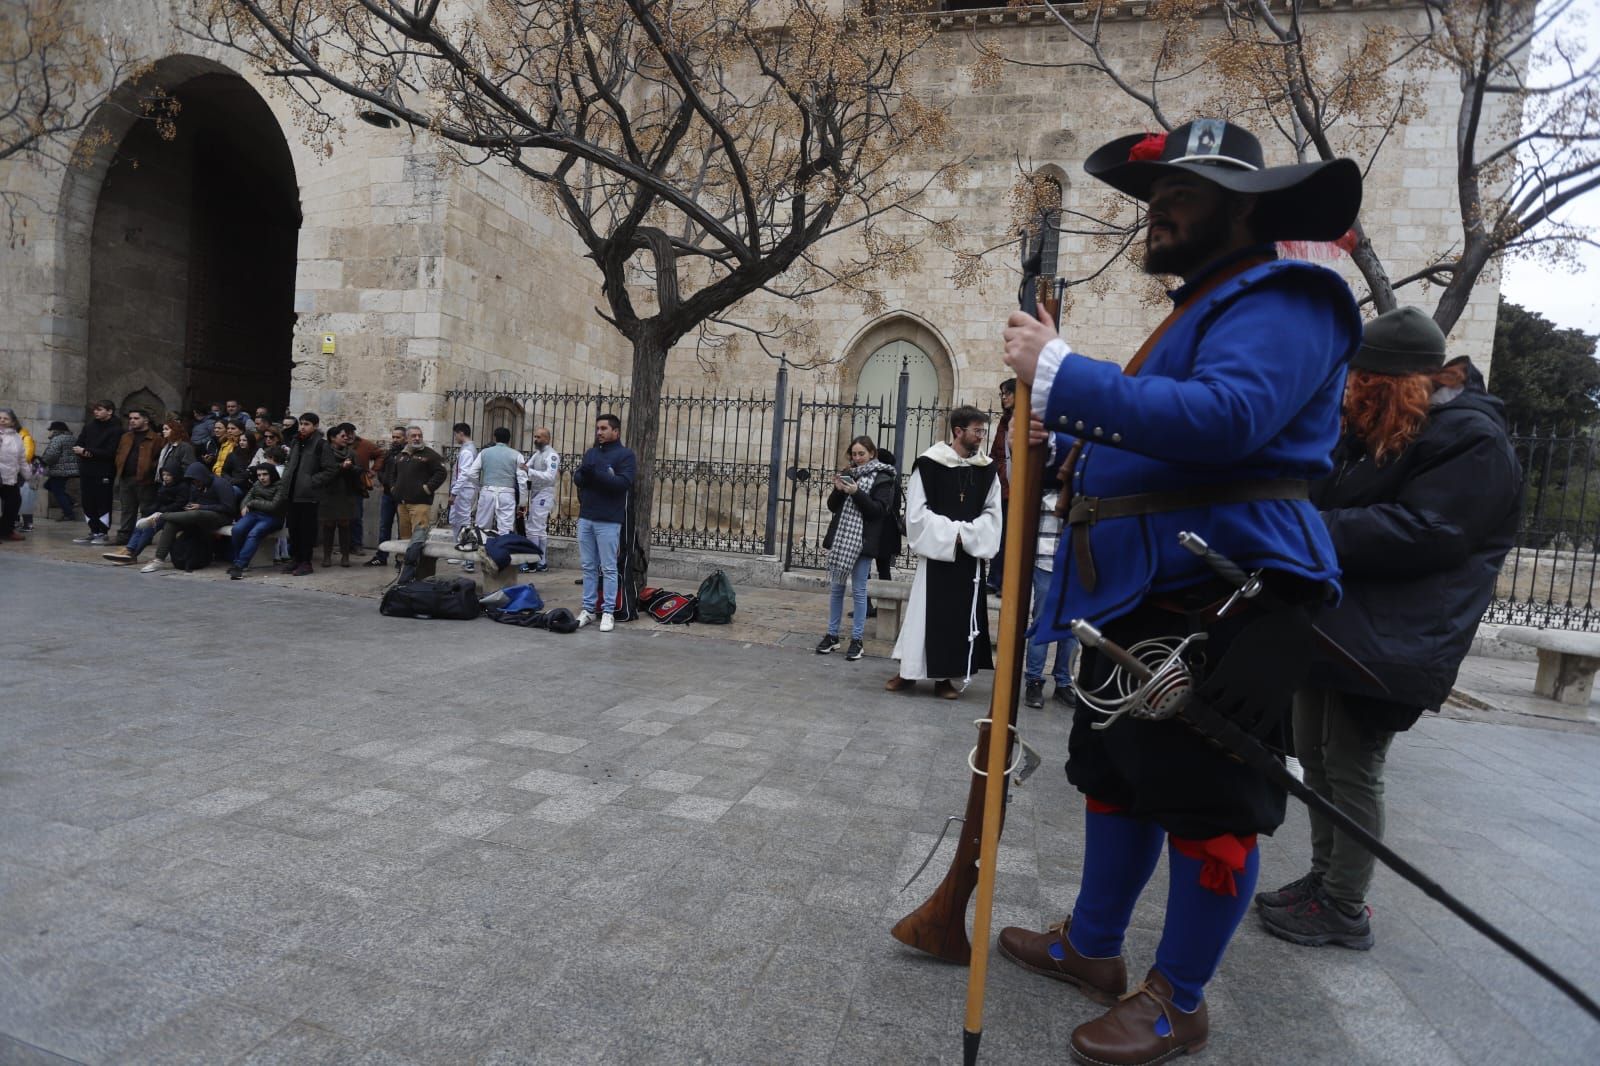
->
xmin=889 ymin=215 xmax=1056 ymax=1065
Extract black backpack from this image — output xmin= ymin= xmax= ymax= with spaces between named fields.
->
xmin=695 ymin=570 xmax=736 ymax=624
xmin=169 ymin=527 xmax=215 ymax=572
xmin=379 ymin=577 xmax=481 ymax=620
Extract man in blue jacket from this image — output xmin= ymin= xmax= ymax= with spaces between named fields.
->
xmin=997 ymin=118 xmax=1364 ymax=1065
xmin=571 ymin=412 xmax=636 ymax=632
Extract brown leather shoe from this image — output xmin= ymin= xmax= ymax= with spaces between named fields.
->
xmin=997 ymin=918 xmax=1127 ymax=1005
xmin=935 ymin=679 xmax=961 ymax=700
xmin=1070 ymin=968 xmax=1208 ymax=1066
xmin=885 ymin=675 xmax=916 ymax=692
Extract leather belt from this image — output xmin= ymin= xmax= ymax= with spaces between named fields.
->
xmin=1066 ymin=479 xmax=1310 ymax=593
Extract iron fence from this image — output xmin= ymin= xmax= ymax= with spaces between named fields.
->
xmin=442 ymin=361 xmax=974 ymax=573
xmin=1484 ymin=427 xmax=1600 ymax=631
xmin=443 ymin=382 xmax=1600 ymax=632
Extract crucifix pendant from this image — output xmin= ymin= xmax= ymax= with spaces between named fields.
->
xmin=959 ymin=490 xmax=965 ymax=502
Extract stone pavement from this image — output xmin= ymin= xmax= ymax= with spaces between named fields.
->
xmin=3 ymin=553 xmax=1599 ymax=1065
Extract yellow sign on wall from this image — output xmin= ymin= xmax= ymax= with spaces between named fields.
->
xmin=321 ymin=334 xmax=336 ymax=354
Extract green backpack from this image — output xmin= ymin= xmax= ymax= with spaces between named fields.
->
xmin=696 ymin=569 xmax=737 ymax=624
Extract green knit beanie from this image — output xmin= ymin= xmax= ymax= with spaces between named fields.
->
xmin=1351 ymin=307 xmax=1447 ymax=375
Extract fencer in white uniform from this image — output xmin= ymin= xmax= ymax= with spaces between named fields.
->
xmin=466 ymin=428 xmax=523 ymax=533
xmin=447 ymin=424 xmax=479 ymax=537
xmin=521 ymin=426 xmax=561 ymax=569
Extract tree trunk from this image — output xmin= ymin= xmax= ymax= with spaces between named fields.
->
xmin=626 ymin=333 xmax=668 ymax=587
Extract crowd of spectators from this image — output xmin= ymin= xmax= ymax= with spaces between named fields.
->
xmin=0 ymin=399 xmax=452 ymax=581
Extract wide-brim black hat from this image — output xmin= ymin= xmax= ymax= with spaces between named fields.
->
xmin=1084 ymin=119 xmax=1361 ymax=242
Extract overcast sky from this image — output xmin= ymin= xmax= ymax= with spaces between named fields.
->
xmin=1496 ymin=0 xmax=1600 ymax=336
xmin=1500 ymin=201 xmax=1600 ymax=336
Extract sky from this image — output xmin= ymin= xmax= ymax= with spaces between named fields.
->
xmin=1499 ymin=201 xmax=1600 ymax=336
xmin=1496 ymin=0 xmax=1600 ymax=336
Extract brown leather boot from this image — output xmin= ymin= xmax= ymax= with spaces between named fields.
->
xmin=1070 ymin=968 xmax=1208 ymax=1066
xmin=996 ymin=918 xmax=1127 ymax=1005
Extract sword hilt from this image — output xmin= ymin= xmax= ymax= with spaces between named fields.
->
xmin=1178 ymin=531 xmax=1253 ymax=590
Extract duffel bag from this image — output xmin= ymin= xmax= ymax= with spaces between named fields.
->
xmin=379 ymin=577 xmax=482 ymax=620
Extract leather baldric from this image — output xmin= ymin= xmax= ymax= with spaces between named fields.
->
xmin=1051 ymin=253 xmax=1279 ymax=593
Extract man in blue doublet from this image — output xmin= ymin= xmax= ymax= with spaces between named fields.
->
xmin=995 ymin=119 xmax=1364 ymax=1065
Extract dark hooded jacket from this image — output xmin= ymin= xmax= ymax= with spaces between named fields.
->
xmin=183 ymin=461 xmax=239 ymax=518
xmin=1306 ymin=362 xmax=1523 ymax=724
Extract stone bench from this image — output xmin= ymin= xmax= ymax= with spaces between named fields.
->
xmin=378 ymin=535 xmax=542 ymax=594
xmin=867 ymin=578 xmax=914 ymax=642
xmin=1498 ymin=626 xmax=1600 ymax=705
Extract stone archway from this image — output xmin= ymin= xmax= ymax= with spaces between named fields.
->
xmin=74 ymin=59 xmax=301 ymax=421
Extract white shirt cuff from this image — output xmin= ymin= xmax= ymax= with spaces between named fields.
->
xmin=1031 ymin=337 xmax=1071 ymax=417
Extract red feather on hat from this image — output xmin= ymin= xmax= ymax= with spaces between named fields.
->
xmin=1127 ymin=133 xmax=1167 ymax=162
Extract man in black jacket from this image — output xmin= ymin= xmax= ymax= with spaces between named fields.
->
xmin=72 ymin=400 xmax=122 ymax=544
xmin=279 ymin=412 xmax=341 ymax=576
xmin=1255 ymin=307 xmax=1522 ymax=950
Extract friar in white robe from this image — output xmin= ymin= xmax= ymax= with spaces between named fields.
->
xmin=888 ymin=413 xmax=1004 ymax=697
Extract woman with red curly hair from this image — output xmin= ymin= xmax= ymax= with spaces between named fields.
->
xmin=1256 ymin=307 xmax=1522 ymax=951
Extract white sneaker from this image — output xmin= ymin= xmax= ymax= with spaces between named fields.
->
xmin=576 ymin=610 xmax=594 ymax=628
xmin=135 ymin=513 xmax=159 ymax=530
xmin=599 ymin=613 xmax=615 ymax=633
xmin=140 ymin=558 xmax=174 ymax=573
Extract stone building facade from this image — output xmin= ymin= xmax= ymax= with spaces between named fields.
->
xmin=2 ymin=1 xmax=1501 ymax=448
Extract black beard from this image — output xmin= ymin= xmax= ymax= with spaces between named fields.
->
xmin=1143 ymin=209 xmax=1232 ymax=277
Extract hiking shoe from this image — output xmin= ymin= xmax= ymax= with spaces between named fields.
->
xmin=1254 ymin=871 xmax=1321 ymax=911
xmin=845 ymin=639 xmax=864 ymax=661
xmin=599 ymin=613 xmax=615 ymax=633
xmin=518 ymin=563 xmax=536 ymax=573
xmin=140 ymin=558 xmax=173 ymax=573
xmin=1024 ymin=679 xmax=1045 ymax=708
xmin=1053 ymin=684 xmax=1077 ymax=710
xmin=73 ymin=534 xmax=107 ymax=545
xmin=816 ymin=634 xmax=841 ymax=655
xmin=576 ymin=610 xmax=594 ymax=628
xmin=462 ymin=561 xmax=475 ymax=573
xmin=1260 ymin=890 xmax=1374 ymax=950
xmin=229 ymin=569 xmax=244 ymax=580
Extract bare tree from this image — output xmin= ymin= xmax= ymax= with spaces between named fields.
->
xmin=963 ymin=0 xmax=1600 ymax=335
xmin=194 ymin=0 xmax=963 ymax=574
xmin=0 ymin=0 xmax=160 ymax=239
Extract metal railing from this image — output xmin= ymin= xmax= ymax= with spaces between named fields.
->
xmin=443 ymin=382 xmax=1600 ymax=630
xmin=1484 ymin=427 xmax=1600 ymax=631
xmin=442 ymin=361 xmax=978 ymax=573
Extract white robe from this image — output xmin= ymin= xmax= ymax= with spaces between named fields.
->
xmin=891 ymin=442 xmax=1004 ymax=681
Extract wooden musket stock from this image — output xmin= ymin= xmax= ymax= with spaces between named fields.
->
xmin=890 ymin=279 xmax=1054 ymax=967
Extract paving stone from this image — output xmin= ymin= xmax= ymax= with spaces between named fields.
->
xmin=5 ymin=558 xmax=1598 ymax=1065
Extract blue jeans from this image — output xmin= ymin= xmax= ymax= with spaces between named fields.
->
xmin=371 ymin=493 xmax=398 ymax=559
xmin=126 ymin=518 xmax=160 ymax=557
xmin=44 ymin=476 xmax=75 ymax=519
xmin=578 ymin=517 xmax=621 ymax=614
xmin=827 ymin=555 xmax=873 ymax=641
xmin=1026 ymin=565 xmax=1076 ymax=685
xmin=231 ymin=511 xmax=284 ymax=569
